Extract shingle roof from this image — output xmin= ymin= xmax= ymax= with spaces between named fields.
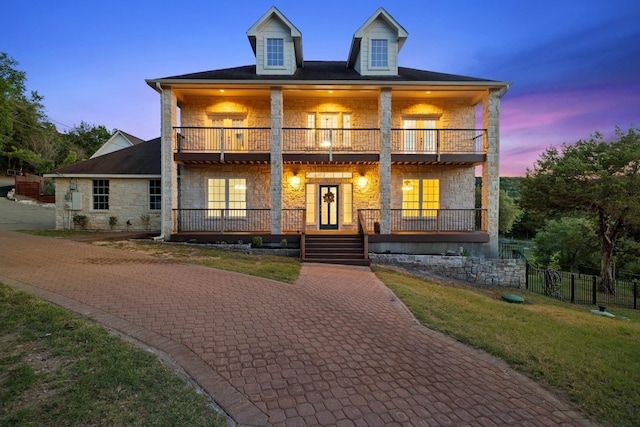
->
xmin=154 ymin=61 xmax=495 ymax=83
xmin=118 ymin=130 xmax=146 ymax=145
xmin=48 ymin=138 xmax=160 ymax=176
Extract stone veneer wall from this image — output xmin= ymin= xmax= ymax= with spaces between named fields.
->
xmin=179 ymin=164 xmax=271 ymax=209
xmin=370 ymin=253 xmax=526 ymax=288
xmin=53 ymin=178 xmax=161 ymax=231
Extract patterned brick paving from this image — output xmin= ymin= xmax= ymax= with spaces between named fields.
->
xmin=0 ymin=230 xmax=598 ymax=426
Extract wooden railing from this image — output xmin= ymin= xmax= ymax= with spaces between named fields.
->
xmin=357 ymin=210 xmax=369 ymax=260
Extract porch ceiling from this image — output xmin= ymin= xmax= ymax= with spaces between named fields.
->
xmin=170 ymin=85 xmax=488 ymax=104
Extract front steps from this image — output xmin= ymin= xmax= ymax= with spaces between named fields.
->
xmin=302 ymin=234 xmax=370 ymax=266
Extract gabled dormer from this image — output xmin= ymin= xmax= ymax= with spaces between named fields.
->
xmin=347 ymin=7 xmax=408 ymax=76
xmin=246 ymin=6 xmax=303 ymax=76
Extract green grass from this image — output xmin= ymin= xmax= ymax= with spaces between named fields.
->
xmin=374 ymin=267 xmax=640 ymax=427
xmin=104 ymin=240 xmax=301 ymax=284
xmin=0 ymin=284 xmax=227 ymax=426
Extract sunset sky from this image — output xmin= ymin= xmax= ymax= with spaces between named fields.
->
xmin=2 ymin=0 xmax=639 ymax=176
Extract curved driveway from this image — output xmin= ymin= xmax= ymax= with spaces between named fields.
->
xmin=0 ymin=230 xmax=596 ymax=426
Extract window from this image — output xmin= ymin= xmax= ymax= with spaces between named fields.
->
xmin=402 ymin=179 xmax=439 ymax=217
xmin=343 ymin=183 xmax=353 ymax=223
xmin=92 ymin=179 xmax=109 ymax=210
xmin=266 ymin=38 xmax=284 ymax=67
xmin=306 ymin=184 xmax=316 ymax=224
xmin=207 ymin=178 xmax=246 ymax=217
xmin=149 ymin=179 xmax=161 ymax=210
xmin=370 ymin=39 xmax=388 ymax=68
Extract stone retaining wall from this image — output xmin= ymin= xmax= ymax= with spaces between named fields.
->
xmin=370 ymin=253 xmax=526 ymax=288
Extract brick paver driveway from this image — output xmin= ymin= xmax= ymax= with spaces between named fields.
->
xmin=0 ymin=230 xmax=596 ymax=426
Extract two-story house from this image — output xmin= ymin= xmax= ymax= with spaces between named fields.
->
xmin=146 ymin=7 xmax=509 ymax=264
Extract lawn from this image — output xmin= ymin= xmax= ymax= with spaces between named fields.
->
xmin=374 ymin=266 xmax=640 ymax=427
xmin=0 ymin=283 xmax=226 ymax=426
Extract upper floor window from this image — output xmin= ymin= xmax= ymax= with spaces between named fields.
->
xmin=370 ymin=39 xmax=388 ymax=68
xmin=149 ymin=179 xmax=161 ymax=210
xmin=266 ymin=38 xmax=284 ymax=67
xmin=92 ymin=179 xmax=109 ymax=210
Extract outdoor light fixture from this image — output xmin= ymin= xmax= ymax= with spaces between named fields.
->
xmin=357 ymin=174 xmax=367 ymax=189
xmin=290 ymin=173 xmax=301 ymax=188
xmin=402 ymin=180 xmax=413 ymax=191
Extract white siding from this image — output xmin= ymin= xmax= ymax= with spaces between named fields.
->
xmin=256 ymin=19 xmax=297 ymax=75
xmin=359 ymin=19 xmax=399 ymax=76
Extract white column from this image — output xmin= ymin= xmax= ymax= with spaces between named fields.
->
xmin=379 ymin=88 xmax=392 ymax=234
xmin=270 ymin=87 xmax=283 ymax=234
xmin=482 ymin=89 xmax=500 ymax=258
xmin=161 ymin=88 xmax=177 ymax=240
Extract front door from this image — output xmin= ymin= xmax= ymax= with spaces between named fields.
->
xmin=319 ymin=185 xmax=339 ymax=230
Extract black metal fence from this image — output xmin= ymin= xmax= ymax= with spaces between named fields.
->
xmin=526 ymin=263 xmax=639 ymax=310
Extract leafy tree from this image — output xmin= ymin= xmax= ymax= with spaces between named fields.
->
xmin=0 ymin=52 xmax=26 ymax=153
xmin=499 ymin=190 xmax=522 ymax=234
xmin=521 ymin=126 xmax=640 ymax=294
xmin=64 ymin=121 xmax=113 ymax=160
xmin=533 ymin=216 xmax=598 ymax=270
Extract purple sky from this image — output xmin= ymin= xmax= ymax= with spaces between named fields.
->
xmin=3 ymin=0 xmax=639 ymax=176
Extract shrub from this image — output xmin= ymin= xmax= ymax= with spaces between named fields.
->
xmin=140 ymin=214 xmax=151 ymax=230
xmin=280 ymin=238 xmax=288 ymax=249
xmin=252 ymin=236 xmax=263 ymax=248
xmin=72 ymin=214 xmax=88 ymax=230
xmin=108 ymin=216 xmax=118 ymax=230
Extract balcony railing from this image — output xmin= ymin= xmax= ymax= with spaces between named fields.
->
xmin=391 ymin=128 xmax=485 ymax=155
xmin=176 ymin=127 xmax=270 ymax=153
xmin=173 ymin=208 xmax=305 ymax=233
xmin=282 ymin=128 xmax=380 ymax=153
xmin=359 ymin=209 xmax=487 ymax=233
xmin=175 ymin=127 xmax=486 ymax=156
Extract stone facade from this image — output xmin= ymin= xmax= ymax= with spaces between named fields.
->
xmin=53 ymin=178 xmax=161 ymax=231
xmin=370 ymin=253 xmax=526 ymax=288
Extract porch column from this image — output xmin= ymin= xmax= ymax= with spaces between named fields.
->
xmin=482 ymin=89 xmax=501 ymax=258
xmin=161 ymin=87 xmax=177 ymax=240
xmin=379 ymin=88 xmax=392 ymax=234
xmin=270 ymin=87 xmax=283 ymax=234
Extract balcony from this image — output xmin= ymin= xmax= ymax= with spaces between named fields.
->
xmin=174 ymin=127 xmax=486 ymax=164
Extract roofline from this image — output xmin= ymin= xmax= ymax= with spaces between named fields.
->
xmin=145 ymin=78 xmax=511 ymax=89
xmin=44 ymin=174 xmax=161 ymax=179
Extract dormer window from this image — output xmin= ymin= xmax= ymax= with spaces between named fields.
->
xmin=370 ymin=39 xmax=388 ymax=68
xmin=267 ymin=38 xmax=284 ymax=67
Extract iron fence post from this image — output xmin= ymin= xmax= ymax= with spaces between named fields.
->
xmin=592 ymin=276 xmax=597 ymax=305
xmin=525 ymin=261 xmax=529 ymax=289
xmin=634 ymin=281 xmax=638 ymax=310
xmin=571 ymin=274 xmax=575 ymax=304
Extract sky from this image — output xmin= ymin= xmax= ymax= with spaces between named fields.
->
xmin=2 ymin=0 xmax=639 ymax=176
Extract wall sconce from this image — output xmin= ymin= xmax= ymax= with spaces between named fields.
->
xmin=356 ymin=174 xmax=367 ymax=189
xmin=290 ymin=173 xmax=301 ymax=188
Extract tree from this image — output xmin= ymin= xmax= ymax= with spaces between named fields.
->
xmin=521 ymin=126 xmax=640 ymax=294
xmin=0 ymin=52 xmax=27 ymax=154
xmin=64 ymin=121 xmax=113 ymax=160
xmin=533 ymin=216 xmax=598 ymax=270
xmin=499 ymin=190 xmax=523 ymax=234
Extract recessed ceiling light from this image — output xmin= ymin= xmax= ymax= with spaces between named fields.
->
xmin=219 ymin=89 xmax=225 ymax=93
